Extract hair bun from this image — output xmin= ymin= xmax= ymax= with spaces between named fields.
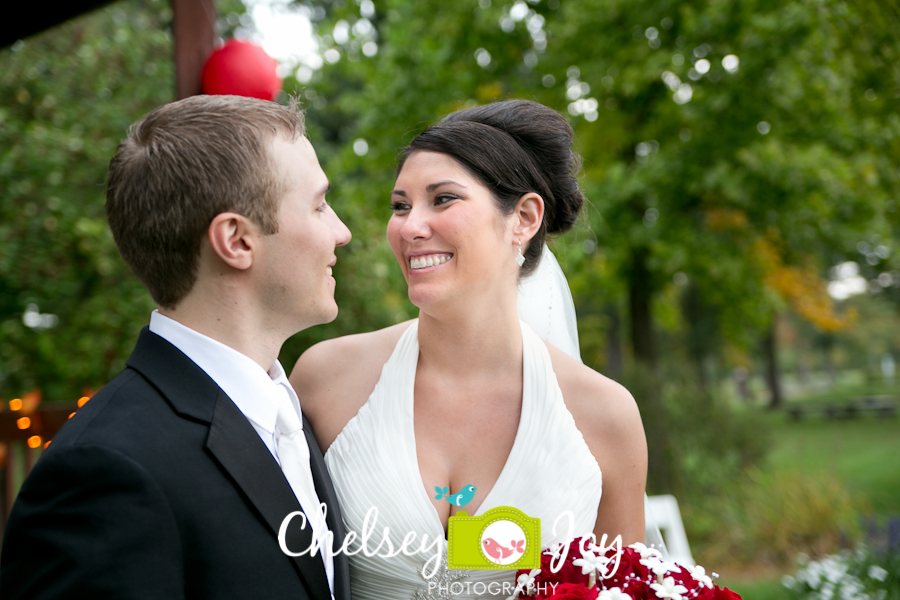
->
xmin=441 ymin=99 xmax=584 ymax=235
xmin=400 ymin=99 xmax=584 ymax=275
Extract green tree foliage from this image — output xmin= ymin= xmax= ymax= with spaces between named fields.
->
xmin=286 ymin=0 xmax=898 ymax=491
xmin=1 ymin=0 xmax=896 ymax=496
xmin=0 ymin=0 xmax=174 ymax=401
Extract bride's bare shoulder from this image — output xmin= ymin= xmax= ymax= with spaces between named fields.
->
xmin=290 ymin=320 xmax=414 ymax=452
xmin=545 ymin=343 xmax=646 ymax=462
xmin=546 ymin=343 xmax=648 ymax=543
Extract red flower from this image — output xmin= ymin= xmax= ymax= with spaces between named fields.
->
xmin=545 ymin=582 xmax=599 ymax=600
xmin=518 ymin=539 xmax=591 ymax=591
xmin=694 ymin=584 xmax=718 ymax=600
xmin=600 ymin=546 xmax=651 ymax=588
xmin=522 ymin=539 xmax=742 ymax=600
xmin=713 ymin=586 xmax=743 ymax=600
xmin=617 ymin=578 xmax=650 ymax=598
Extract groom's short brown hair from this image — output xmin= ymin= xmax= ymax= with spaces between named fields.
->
xmin=105 ymin=95 xmax=305 ymax=309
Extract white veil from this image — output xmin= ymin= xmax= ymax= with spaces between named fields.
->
xmin=516 ymin=244 xmax=669 ymax=556
xmin=517 ymin=245 xmax=583 ymax=363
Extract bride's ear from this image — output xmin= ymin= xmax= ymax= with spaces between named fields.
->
xmin=514 ymin=192 xmax=544 ymax=242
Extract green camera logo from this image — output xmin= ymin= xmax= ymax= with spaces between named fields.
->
xmin=447 ymin=506 xmax=540 ymax=570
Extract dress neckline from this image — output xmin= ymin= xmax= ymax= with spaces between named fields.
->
xmin=402 ymin=320 xmax=533 ymax=539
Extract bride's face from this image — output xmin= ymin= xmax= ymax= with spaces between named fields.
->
xmin=388 ymin=150 xmax=519 ymax=309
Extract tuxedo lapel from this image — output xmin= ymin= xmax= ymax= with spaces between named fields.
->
xmin=206 ymin=395 xmax=331 ymax=600
xmin=126 ymin=328 xmax=332 ymax=600
xmin=303 ymin=413 xmax=351 ymax=600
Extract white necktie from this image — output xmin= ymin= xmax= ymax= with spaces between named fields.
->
xmin=274 ymin=385 xmax=334 ymax=590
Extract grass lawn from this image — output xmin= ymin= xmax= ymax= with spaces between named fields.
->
xmin=690 ymin=409 xmax=899 ymax=597
xmin=710 ymin=564 xmax=794 ymax=600
xmin=722 ymin=576 xmax=792 ymax=600
xmin=764 ymin=413 xmax=900 ymax=516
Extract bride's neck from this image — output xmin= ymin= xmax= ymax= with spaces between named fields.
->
xmin=416 ymin=301 xmax=522 ymax=376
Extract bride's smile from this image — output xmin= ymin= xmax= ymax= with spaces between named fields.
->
xmin=408 ymin=252 xmax=452 ymax=271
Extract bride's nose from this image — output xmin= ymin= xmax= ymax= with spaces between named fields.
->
xmin=400 ymin=204 xmax=431 ymax=241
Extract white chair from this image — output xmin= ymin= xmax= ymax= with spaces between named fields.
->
xmin=645 ymin=494 xmax=695 ymax=566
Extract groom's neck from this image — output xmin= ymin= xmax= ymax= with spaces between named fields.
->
xmin=158 ymin=288 xmax=288 ymax=373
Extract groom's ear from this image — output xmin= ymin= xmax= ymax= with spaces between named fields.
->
xmin=207 ymin=212 xmax=257 ymax=271
xmin=514 ymin=192 xmax=544 ymax=241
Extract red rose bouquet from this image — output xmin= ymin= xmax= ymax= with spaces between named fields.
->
xmin=512 ymin=538 xmax=742 ymax=600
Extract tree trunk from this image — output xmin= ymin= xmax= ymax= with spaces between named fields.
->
xmin=629 ymin=247 xmax=657 ymax=369
xmin=626 ymin=247 xmax=673 ymax=493
xmin=763 ymin=318 xmax=783 ymax=409
xmin=605 ymin=304 xmax=623 ymax=380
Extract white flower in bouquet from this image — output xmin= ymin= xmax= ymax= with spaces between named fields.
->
xmin=630 ymin=542 xmax=663 ymax=561
xmin=573 ymin=546 xmax=612 ymax=576
xmin=544 ymin=542 xmax=565 ymax=561
xmin=507 ymin=569 xmax=541 ymax=598
xmin=649 ymin=575 xmax=689 ymax=600
xmin=640 ymin=553 xmax=679 ymax=577
xmin=686 ymin=564 xmax=714 ymax=589
xmin=597 ymin=587 xmax=632 ymax=600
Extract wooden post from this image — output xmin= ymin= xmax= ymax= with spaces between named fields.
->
xmin=172 ymin=0 xmax=217 ymax=99
xmin=5 ymin=443 xmax=17 ymax=518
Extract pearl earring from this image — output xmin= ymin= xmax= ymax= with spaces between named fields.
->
xmin=515 ymin=241 xmax=526 ymax=267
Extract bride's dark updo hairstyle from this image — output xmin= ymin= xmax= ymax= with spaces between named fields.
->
xmin=398 ymin=99 xmax=584 ymax=276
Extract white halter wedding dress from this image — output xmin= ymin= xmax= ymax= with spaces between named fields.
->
xmin=324 ymin=315 xmax=603 ymax=600
xmin=324 ymin=245 xmax=665 ymax=599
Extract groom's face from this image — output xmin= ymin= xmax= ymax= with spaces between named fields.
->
xmin=254 ymin=136 xmax=351 ymax=331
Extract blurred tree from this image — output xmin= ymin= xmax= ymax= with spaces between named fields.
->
xmin=0 ymin=0 xmax=174 ymax=402
xmin=285 ymin=0 xmax=898 ymax=492
xmin=0 ymin=0 xmax=247 ymax=401
xmin=1 ymin=0 xmax=896 ymax=494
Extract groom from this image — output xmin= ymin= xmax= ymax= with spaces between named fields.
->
xmin=0 ymin=95 xmax=351 ymax=599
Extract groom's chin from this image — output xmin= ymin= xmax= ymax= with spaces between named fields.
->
xmin=317 ymin=302 xmax=341 ymax=326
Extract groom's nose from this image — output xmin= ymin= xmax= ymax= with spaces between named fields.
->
xmin=330 ymin=207 xmax=352 ymax=247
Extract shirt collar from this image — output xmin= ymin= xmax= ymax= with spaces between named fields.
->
xmin=148 ymin=310 xmax=300 ymax=434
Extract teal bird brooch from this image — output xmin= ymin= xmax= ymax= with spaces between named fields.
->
xmin=434 ymin=485 xmax=477 ymax=507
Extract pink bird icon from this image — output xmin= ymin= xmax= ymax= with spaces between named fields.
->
xmin=482 ymin=538 xmax=525 ymax=561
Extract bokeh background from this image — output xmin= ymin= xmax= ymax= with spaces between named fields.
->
xmin=2 ymin=0 xmax=899 ymax=597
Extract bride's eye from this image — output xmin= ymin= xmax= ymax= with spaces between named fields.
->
xmin=390 ymin=201 xmax=410 ymax=212
xmin=434 ymin=194 xmax=458 ymax=206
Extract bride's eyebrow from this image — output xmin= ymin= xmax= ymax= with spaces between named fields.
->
xmin=426 ymin=180 xmax=466 ymax=192
xmin=390 ymin=180 xmax=467 ymax=197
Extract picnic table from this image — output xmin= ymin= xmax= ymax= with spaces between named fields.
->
xmin=787 ymin=395 xmax=898 ymax=420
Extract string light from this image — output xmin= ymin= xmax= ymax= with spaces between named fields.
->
xmin=77 ymin=396 xmax=90 ymax=408
xmin=27 ymin=436 xmax=42 ymax=449
xmin=44 ymin=440 xmax=51 ymax=449
xmin=68 ymin=412 xmax=76 ymax=419
xmin=16 ymin=417 xmax=31 ymax=430
xmin=10 ymin=399 xmax=22 ymax=411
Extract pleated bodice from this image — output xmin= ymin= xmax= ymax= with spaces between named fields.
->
xmin=324 ymin=321 xmax=603 ymax=600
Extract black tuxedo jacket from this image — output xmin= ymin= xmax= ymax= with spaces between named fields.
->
xmin=0 ymin=328 xmax=351 ymax=600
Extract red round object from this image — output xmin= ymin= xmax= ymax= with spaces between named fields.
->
xmin=201 ymin=39 xmax=282 ymax=100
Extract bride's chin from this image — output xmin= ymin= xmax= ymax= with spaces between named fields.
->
xmin=406 ymin=284 xmax=451 ymax=311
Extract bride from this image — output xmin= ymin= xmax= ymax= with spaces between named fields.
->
xmin=290 ymin=100 xmax=647 ymax=599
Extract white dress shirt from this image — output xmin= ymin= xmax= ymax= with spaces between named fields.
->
xmin=149 ymin=311 xmax=334 ymax=593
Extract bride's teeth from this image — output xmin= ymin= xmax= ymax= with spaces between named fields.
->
xmin=326 ymin=267 xmax=333 ymax=276
xmin=410 ymin=254 xmax=450 ymax=269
